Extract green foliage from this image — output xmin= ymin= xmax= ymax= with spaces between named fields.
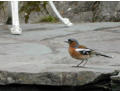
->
xmin=40 ymin=16 xmax=58 ymax=23
xmin=0 ymin=1 xmax=5 ymax=10
xmin=0 ymin=1 xmax=4 ymax=6
xmin=19 ymin=1 xmax=48 ymax=23
xmin=0 ymin=1 xmax=5 ymax=17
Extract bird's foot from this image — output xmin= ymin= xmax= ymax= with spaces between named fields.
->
xmin=72 ymin=65 xmax=85 ymax=68
xmin=72 ymin=66 xmax=79 ymax=68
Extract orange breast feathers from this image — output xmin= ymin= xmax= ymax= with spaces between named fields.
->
xmin=69 ymin=47 xmax=82 ymax=59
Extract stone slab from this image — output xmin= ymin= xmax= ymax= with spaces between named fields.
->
xmin=0 ymin=22 xmax=120 ymax=85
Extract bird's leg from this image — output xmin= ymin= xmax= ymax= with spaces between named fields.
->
xmin=82 ymin=59 xmax=88 ymax=67
xmin=76 ymin=60 xmax=84 ymax=67
xmin=72 ymin=60 xmax=84 ymax=67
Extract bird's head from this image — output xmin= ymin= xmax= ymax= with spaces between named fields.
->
xmin=65 ymin=38 xmax=79 ymax=47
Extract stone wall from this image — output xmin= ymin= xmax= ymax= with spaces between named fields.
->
xmin=1 ymin=1 xmax=120 ymax=24
xmin=53 ymin=1 xmax=120 ymax=22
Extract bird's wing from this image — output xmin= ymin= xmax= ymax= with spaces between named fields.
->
xmin=75 ymin=48 xmax=92 ymax=55
xmin=78 ymin=45 xmax=95 ymax=51
xmin=78 ymin=45 xmax=88 ymax=48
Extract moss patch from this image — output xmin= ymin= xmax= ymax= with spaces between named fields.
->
xmin=40 ymin=16 xmax=58 ymax=23
xmin=19 ymin=1 xmax=48 ymax=23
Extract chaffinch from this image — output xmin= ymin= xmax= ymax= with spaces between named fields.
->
xmin=65 ymin=38 xmax=112 ymax=67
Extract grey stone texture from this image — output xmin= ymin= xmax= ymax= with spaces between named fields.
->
xmin=53 ymin=1 xmax=119 ymax=22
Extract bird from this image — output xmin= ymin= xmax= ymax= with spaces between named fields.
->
xmin=65 ymin=38 xmax=112 ymax=67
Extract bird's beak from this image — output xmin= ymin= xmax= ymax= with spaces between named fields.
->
xmin=64 ymin=41 xmax=68 ymax=43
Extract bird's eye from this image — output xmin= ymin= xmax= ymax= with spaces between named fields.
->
xmin=68 ymin=39 xmax=72 ymax=42
xmin=68 ymin=39 xmax=74 ymax=43
xmin=68 ymin=39 xmax=71 ymax=41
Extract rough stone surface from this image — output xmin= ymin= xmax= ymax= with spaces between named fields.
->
xmin=48 ymin=1 xmax=120 ymax=22
xmin=111 ymin=73 xmax=120 ymax=82
xmin=0 ymin=22 xmax=120 ymax=86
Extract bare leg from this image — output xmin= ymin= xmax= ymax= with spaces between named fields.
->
xmin=72 ymin=60 xmax=84 ymax=67
xmin=77 ymin=60 xmax=84 ymax=67
xmin=82 ymin=59 xmax=88 ymax=67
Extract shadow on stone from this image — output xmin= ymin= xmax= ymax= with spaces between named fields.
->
xmin=0 ymin=84 xmax=111 ymax=91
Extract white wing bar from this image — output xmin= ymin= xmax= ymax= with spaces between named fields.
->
xmin=75 ymin=48 xmax=91 ymax=52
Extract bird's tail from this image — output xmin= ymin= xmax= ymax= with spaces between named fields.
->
xmin=95 ymin=52 xmax=112 ymax=58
